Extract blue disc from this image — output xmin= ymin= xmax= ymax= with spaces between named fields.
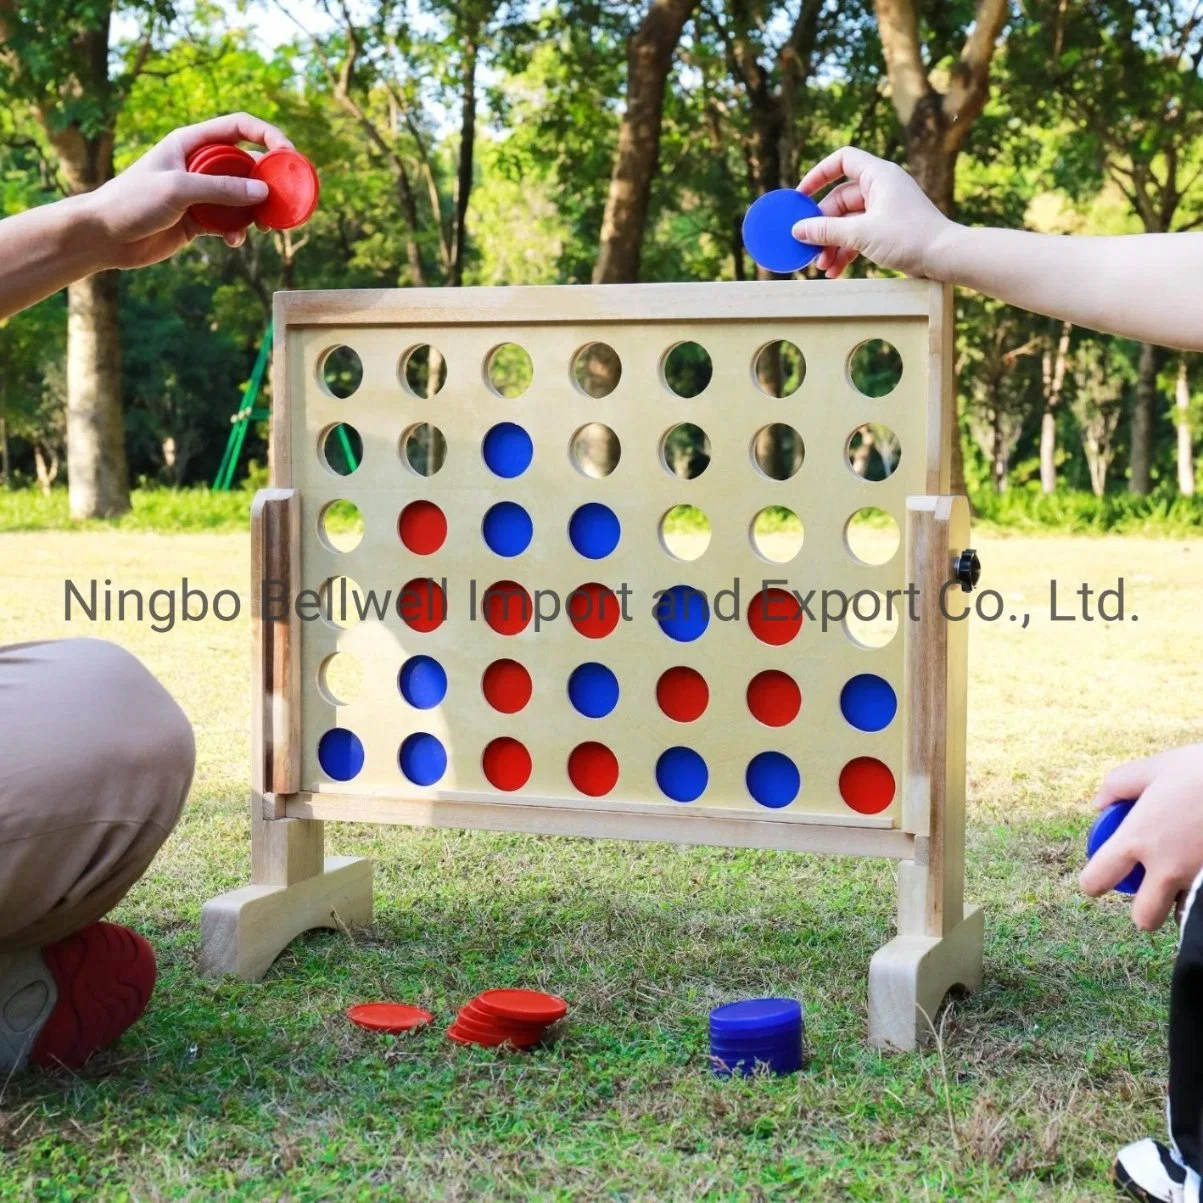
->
xmin=569 ymin=502 xmax=621 ymax=560
xmin=483 ymin=501 xmax=533 ymax=557
xmin=318 ymin=727 xmax=365 ymax=781
xmin=568 ymin=662 xmax=619 ymax=718
xmin=656 ymin=746 xmax=708 ymax=802
xmin=482 ymin=422 xmax=533 ymax=478
xmin=746 ymin=751 xmax=800 ymax=809
xmin=399 ymin=732 xmax=447 ymax=786
xmin=399 ymin=655 xmax=447 ymax=709
xmin=710 ymin=998 xmax=802 ymax=1036
xmin=655 ymin=584 xmax=710 ymax=643
xmin=742 ymin=189 xmax=823 ymax=274
xmin=1086 ymin=799 xmax=1145 ymax=895
xmin=840 ymin=673 xmax=898 ymax=733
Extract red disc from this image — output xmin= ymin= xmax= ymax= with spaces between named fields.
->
xmin=839 ymin=756 xmax=896 ymax=815
xmin=474 ymin=989 xmax=568 ymax=1024
xmin=398 ymin=577 xmax=446 ymax=632
xmin=746 ymin=670 xmax=802 ymax=726
xmin=656 ymin=666 xmax=709 ymax=722
xmin=483 ymin=581 xmax=531 ymax=635
xmin=346 ymin=1002 xmax=433 ymax=1033
xmin=483 ymin=737 xmax=532 ymax=792
xmin=453 ymin=1012 xmax=543 ymax=1046
xmin=251 ymin=147 xmax=320 ymax=231
xmin=188 ymin=146 xmax=257 ymax=234
xmin=399 ymin=500 xmax=447 ymax=554
xmin=568 ymin=741 xmax=619 ymax=797
xmin=481 ymin=659 xmax=532 ymax=713
xmin=459 ymin=999 xmax=547 ymax=1033
xmin=747 ymin=587 xmax=804 ymax=646
xmin=186 ymin=143 xmax=230 ymax=172
xmin=568 ymin=582 xmax=620 ymax=639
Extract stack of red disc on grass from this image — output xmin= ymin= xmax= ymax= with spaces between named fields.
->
xmin=185 ymin=142 xmax=320 ymax=235
xmin=448 ymin=989 xmax=568 ymax=1048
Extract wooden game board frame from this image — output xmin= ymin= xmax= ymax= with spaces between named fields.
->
xmin=200 ymin=281 xmax=983 ymax=1050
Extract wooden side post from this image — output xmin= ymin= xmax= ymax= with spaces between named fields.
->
xmin=868 ymin=495 xmax=984 ymax=1050
xmin=200 ymin=488 xmax=373 ymax=981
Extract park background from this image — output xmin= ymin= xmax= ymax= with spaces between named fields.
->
xmin=2 ymin=1 xmax=1203 ymax=1200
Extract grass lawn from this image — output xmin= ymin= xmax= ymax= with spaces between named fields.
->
xmin=1 ymin=526 xmax=1201 ymax=1200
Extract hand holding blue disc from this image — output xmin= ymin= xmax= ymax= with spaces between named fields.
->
xmin=742 ymin=189 xmax=823 ymax=274
xmin=1086 ymin=799 xmax=1146 ymax=895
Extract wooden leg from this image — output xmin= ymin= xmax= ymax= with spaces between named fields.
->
xmin=200 ymin=812 xmax=373 ymax=981
xmin=868 ymin=900 xmax=984 ymax=1051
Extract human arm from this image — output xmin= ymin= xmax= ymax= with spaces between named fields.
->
xmin=0 ymin=112 xmax=292 ymax=321
xmin=792 ymin=146 xmax=1203 ymax=353
xmin=1079 ymin=743 xmax=1203 ymax=931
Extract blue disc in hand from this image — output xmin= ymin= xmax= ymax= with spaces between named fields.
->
xmin=1086 ymin=799 xmax=1146 ymax=896
xmin=742 ymin=189 xmax=823 ymax=274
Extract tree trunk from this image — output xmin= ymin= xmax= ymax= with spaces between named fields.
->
xmin=1176 ymin=357 xmax=1196 ymax=497
xmin=451 ymin=36 xmax=479 ymax=288
xmin=1040 ymin=321 xmax=1070 ymax=493
xmin=594 ymin=0 xmax=700 ymax=284
xmin=66 ymin=270 xmax=127 ymax=517
xmin=1130 ymin=341 xmax=1157 ymax=495
xmin=0 ymin=381 xmax=8 ymax=488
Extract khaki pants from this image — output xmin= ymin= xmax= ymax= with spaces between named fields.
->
xmin=0 ymin=639 xmax=194 ymax=952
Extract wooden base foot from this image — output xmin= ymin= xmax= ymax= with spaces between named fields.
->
xmin=867 ymin=903 xmax=984 ymax=1051
xmin=199 ymin=855 xmax=374 ymax=981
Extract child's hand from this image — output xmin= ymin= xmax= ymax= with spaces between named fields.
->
xmin=791 ymin=146 xmax=955 ymax=280
xmin=83 ymin=112 xmax=293 ymax=269
xmin=1080 ymin=743 xmax=1203 ymax=931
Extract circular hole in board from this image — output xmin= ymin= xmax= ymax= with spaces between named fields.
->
xmin=746 ymin=751 xmax=801 ymax=809
xmin=746 ymin=587 xmax=803 ymax=646
xmin=840 ymin=756 xmax=896 ymax=814
xmin=483 ymin=501 xmax=534 ymax=558
xmin=751 ymin=424 xmax=804 ymax=481
xmin=655 ymin=746 xmax=708 ymax=802
xmin=659 ymin=504 xmax=711 ymax=562
xmin=660 ymin=423 xmax=710 ymax=479
xmin=319 ymin=345 xmax=363 ymax=399
xmin=661 ymin=341 xmax=713 ymax=398
xmin=844 ymin=507 xmax=901 ymax=565
xmin=482 ymin=659 xmax=532 ymax=713
xmin=655 ymin=584 xmax=710 ymax=643
xmin=318 ymin=727 xmax=365 ymax=781
xmin=752 ymin=340 xmax=806 ymax=397
xmin=318 ymin=652 xmax=364 ymax=707
xmin=401 ymin=423 xmax=447 ymax=477
xmin=319 ymin=423 xmax=364 ymax=477
xmin=318 ymin=576 xmax=368 ymax=629
xmin=746 ymin=670 xmax=801 ymax=727
xmin=848 ymin=339 xmax=903 ymax=397
xmin=483 ymin=737 xmax=532 ymax=791
xmin=568 ymin=503 xmax=620 ymax=560
xmin=656 ymin=666 xmax=708 ymax=723
xmin=568 ymin=583 xmax=621 ymax=639
xmin=844 ymin=591 xmax=901 ymax=649
xmin=399 ymin=654 xmax=448 ymax=709
xmin=750 ymin=507 xmax=802 ymax=564
xmin=568 ymin=741 xmax=619 ymax=797
xmin=485 ymin=342 xmax=533 ymax=399
xmin=571 ymin=423 xmax=620 ymax=479
xmin=483 ymin=580 xmax=533 ymax=636
xmin=400 ymin=344 xmax=447 ymax=398
xmin=397 ymin=577 xmax=447 ymax=633
xmin=840 ymin=673 xmax=897 ymax=732
xmin=846 ymin=423 xmax=901 ymax=481
xmin=400 ymin=732 xmax=447 ymax=786
xmin=483 ymin=422 xmax=533 ymax=479
xmin=568 ymin=662 xmax=619 ymax=718
xmin=399 ymin=500 xmax=448 ymax=555
xmin=573 ymin=342 xmax=622 ymax=398
xmin=319 ymin=500 xmax=364 ymax=553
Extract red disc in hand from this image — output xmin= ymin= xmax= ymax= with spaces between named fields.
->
xmin=251 ymin=148 xmax=320 ymax=231
xmin=188 ymin=146 xmax=257 ymax=234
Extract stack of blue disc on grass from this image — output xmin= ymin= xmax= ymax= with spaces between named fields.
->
xmin=709 ymin=998 xmax=804 ymax=1077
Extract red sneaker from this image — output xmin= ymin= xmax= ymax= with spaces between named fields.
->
xmin=27 ymin=922 xmax=157 ymax=1069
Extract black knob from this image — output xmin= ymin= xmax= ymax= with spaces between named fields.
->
xmin=955 ymin=548 xmax=981 ymax=593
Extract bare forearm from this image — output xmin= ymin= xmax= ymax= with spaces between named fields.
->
xmin=0 ymin=194 xmax=111 ymax=320
xmin=926 ymin=225 xmax=1203 ymax=351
